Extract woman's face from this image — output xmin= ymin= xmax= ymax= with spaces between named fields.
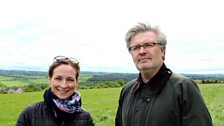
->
xmin=49 ymin=64 xmax=78 ymax=99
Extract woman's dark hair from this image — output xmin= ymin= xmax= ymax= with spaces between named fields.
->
xmin=48 ymin=57 xmax=80 ymax=79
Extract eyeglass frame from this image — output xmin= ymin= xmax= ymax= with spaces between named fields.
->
xmin=128 ymin=42 xmax=162 ymax=53
xmin=54 ymin=56 xmax=79 ymax=64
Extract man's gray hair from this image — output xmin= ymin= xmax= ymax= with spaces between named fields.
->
xmin=125 ymin=22 xmax=167 ymax=59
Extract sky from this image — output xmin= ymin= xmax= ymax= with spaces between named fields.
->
xmin=0 ymin=0 xmax=224 ymax=74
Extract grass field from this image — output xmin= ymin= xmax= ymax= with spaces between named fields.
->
xmin=0 ymin=84 xmax=224 ymax=126
xmin=0 ymin=74 xmax=91 ymax=87
xmin=199 ymin=84 xmax=224 ymax=126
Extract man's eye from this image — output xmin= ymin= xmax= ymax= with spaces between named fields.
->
xmin=145 ymin=43 xmax=153 ymax=47
xmin=132 ymin=46 xmax=140 ymax=50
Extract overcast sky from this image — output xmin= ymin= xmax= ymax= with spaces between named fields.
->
xmin=0 ymin=0 xmax=223 ymax=74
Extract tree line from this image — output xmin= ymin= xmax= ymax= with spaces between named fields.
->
xmin=0 ymin=70 xmax=224 ymax=94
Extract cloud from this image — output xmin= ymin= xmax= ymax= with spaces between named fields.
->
xmin=0 ymin=0 xmax=224 ymax=73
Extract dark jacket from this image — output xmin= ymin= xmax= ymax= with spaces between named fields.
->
xmin=115 ymin=73 xmax=212 ymax=126
xmin=16 ymin=101 xmax=94 ymax=126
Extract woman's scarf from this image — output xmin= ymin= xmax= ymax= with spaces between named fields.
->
xmin=44 ymin=88 xmax=82 ymax=113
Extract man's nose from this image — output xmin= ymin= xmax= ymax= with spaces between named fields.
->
xmin=139 ymin=46 xmax=146 ymax=53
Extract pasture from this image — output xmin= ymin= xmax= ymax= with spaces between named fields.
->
xmin=0 ymin=74 xmax=91 ymax=87
xmin=0 ymin=84 xmax=224 ymax=126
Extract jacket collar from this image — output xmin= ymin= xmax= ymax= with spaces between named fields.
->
xmin=132 ymin=63 xmax=172 ymax=94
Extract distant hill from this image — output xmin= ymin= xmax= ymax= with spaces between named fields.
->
xmin=1 ymin=69 xmax=224 ymax=85
xmin=0 ymin=70 xmax=108 ymax=76
xmin=0 ymin=70 xmax=47 ymax=76
xmin=1 ymin=70 xmax=223 ymax=94
xmin=181 ymin=73 xmax=224 ymax=81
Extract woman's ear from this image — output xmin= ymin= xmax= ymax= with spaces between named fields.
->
xmin=48 ymin=77 xmax=51 ymax=84
xmin=76 ymin=79 xmax=79 ymax=85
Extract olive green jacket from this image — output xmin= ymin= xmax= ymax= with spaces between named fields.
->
xmin=115 ymin=73 xmax=212 ymax=126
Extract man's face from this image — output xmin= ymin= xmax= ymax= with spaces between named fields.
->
xmin=129 ymin=31 xmax=165 ymax=73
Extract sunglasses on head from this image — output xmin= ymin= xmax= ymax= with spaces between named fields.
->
xmin=54 ymin=56 xmax=79 ymax=64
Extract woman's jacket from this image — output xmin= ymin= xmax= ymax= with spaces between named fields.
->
xmin=16 ymin=101 xmax=94 ymax=126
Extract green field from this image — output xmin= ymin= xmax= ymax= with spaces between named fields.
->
xmin=0 ymin=84 xmax=224 ymax=126
xmin=0 ymin=74 xmax=92 ymax=87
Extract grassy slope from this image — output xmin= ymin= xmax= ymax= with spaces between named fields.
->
xmin=0 ymin=84 xmax=223 ymax=126
xmin=199 ymin=84 xmax=224 ymax=126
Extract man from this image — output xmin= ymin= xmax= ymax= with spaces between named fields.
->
xmin=115 ymin=22 xmax=212 ymax=126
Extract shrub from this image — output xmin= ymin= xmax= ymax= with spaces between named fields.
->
xmin=0 ymin=84 xmax=7 ymax=94
xmin=24 ymin=84 xmax=41 ymax=92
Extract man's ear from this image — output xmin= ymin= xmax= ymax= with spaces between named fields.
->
xmin=161 ymin=48 xmax=165 ymax=60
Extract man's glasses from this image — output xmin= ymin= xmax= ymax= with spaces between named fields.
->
xmin=128 ymin=42 xmax=161 ymax=53
xmin=54 ymin=56 xmax=79 ymax=64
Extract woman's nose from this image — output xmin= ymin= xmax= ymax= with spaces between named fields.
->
xmin=60 ymin=80 xmax=68 ymax=88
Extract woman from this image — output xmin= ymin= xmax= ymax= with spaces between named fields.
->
xmin=16 ymin=56 xmax=94 ymax=126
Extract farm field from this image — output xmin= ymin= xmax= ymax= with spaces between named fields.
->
xmin=0 ymin=84 xmax=224 ymax=126
xmin=0 ymin=74 xmax=92 ymax=87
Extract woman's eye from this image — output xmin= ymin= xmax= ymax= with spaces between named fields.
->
xmin=55 ymin=77 xmax=61 ymax=80
xmin=68 ymin=79 xmax=74 ymax=82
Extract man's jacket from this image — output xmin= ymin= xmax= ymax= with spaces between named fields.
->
xmin=115 ymin=73 xmax=212 ymax=126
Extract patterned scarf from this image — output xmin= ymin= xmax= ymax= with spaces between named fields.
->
xmin=44 ymin=88 xmax=82 ymax=114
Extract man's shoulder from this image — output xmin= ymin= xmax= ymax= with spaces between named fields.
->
xmin=120 ymin=78 xmax=137 ymax=94
xmin=168 ymin=73 xmax=198 ymax=90
xmin=124 ymin=78 xmax=137 ymax=88
xmin=169 ymin=73 xmax=192 ymax=83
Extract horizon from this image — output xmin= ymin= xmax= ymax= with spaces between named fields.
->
xmin=1 ymin=68 xmax=224 ymax=75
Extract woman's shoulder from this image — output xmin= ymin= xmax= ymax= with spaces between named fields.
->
xmin=80 ymin=108 xmax=92 ymax=116
xmin=16 ymin=101 xmax=46 ymax=125
xmin=70 ymin=108 xmax=94 ymax=125
xmin=76 ymin=108 xmax=93 ymax=120
xmin=21 ymin=101 xmax=45 ymax=114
